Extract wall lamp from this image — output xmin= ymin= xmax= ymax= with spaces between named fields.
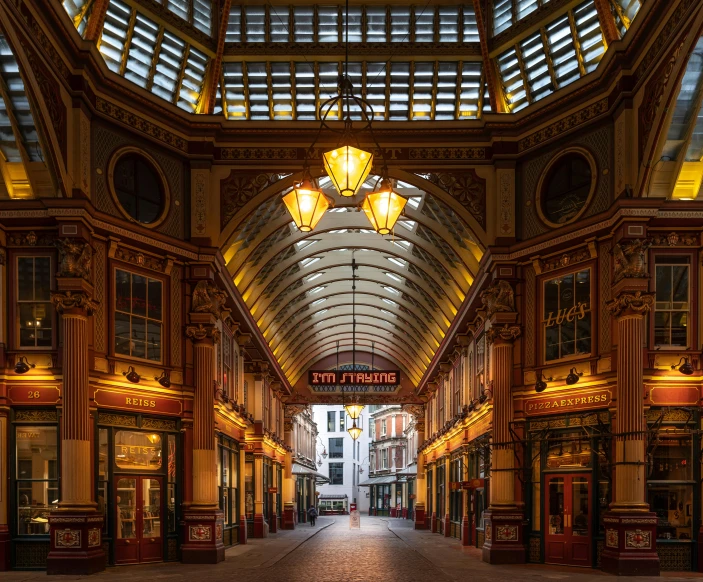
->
xmin=534 ymin=372 xmax=553 ymax=393
xmin=565 ymin=367 xmax=583 ymax=385
xmin=478 ymin=384 xmax=493 ymax=404
xmin=123 ymin=366 xmax=141 ymax=383
xmin=672 ymin=357 xmax=694 ymax=376
xmin=15 ymin=356 xmax=35 ymax=374
xmin=155 ymin=370 xmax=171 ymax=388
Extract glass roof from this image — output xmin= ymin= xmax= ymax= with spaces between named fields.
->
xmin=63 ymin=1 xmax=643 ymax=118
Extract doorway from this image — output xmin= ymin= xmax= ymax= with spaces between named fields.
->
xmin=544 ymin=473 xmax=591 ymax=567
xmin=115 ymin=476 xmax=163 ymax=564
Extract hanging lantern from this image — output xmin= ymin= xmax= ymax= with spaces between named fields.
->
xmin=344 ymin=399 xmax=365 ymax=420
xmin=361 ymin=178 xmax=407 ymax=235
xmin=282 ymin=178 xmax=331 ymax=232
xmin=347 ymin=419 xmax=362 ymax=440
xmin=323 ymin=145 xmax=373 ymax=197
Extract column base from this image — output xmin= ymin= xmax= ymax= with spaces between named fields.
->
xmin=0 ymin=525 xmax=10 ymax=571
xmin=431 ymin=512 xmax=438 ymax=533
xmin=414 ymin=506 xmax=426 ymax=530
xmin=390 ymin=508 xmax=397 ymax=518
xmin=253 ymin=513 xmax=268 ymax=538
xmin=270 ymin=514 xmax=278 ymax=534
xmin=481 ymin=508 xmax=527 ymax=565
xmin=444 ymin=514 xmax=451 ymax=537
xmin=46 ymin=511 xmax=106 ymax=575
xmin=238 ymin=515 xmax=248 ymax=544
xmin=600 ymin=511 xmax=660 ymax=576
xmin=180 ymin=508 xmax=225 ymax=564
xmin=282 ymin=504 xmax=296 ymax=530
xmin=461 ymin=515 xmax=471 ymax=546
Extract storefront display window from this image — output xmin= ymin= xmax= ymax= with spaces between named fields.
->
xmin=450 ymin=457 xmax=462 ymax=522
xmin=436 ymin=464 xmax=445 ymax=517
xmin=546 ymin=431 xmax=592 ymax=470
xmin=245 ymin=454 xmax=254 ymax=520
xmin=218 ymin=436 xmax=239 ymax=528
xmin=114 ymin=430 xmax=162 ymax=470
xmin=531 ymin=441 xmax=541 ymax=531
xmin=16 ymin=425 xmax=58 ymax=535
xmin=648 ymin=484 xmax=693 ymax=540
xmin=543 ymin=269 xmax=591 ymax=362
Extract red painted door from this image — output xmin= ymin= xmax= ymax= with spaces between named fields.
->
xmin=115 ymin=476 xmax=163 ymax=565
xmin=544 ymin=474 xmax=591 ymax=567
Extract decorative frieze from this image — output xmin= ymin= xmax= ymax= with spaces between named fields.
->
xmin=189 ymin=525 xmax=212 ymax=541
xmin=534 ymin=242 xmax=596 ymax=274
xmin=7 ymin=230 xmax=53 ymax=246
xmin=114 ymin=246 xmax=166 ymax=272
xmin=648 ymin=231 xmax=698 ymax=246
xmin=495 ymin=525 xmax=518 ymax=541
xmin=55 ymin=529 xmax=81 ymax=548
xmin=625 ymin=530 xmax=651 ymax=549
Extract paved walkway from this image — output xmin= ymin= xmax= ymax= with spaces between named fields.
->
xmin=3 ymin=516 xmax=702 ymax=580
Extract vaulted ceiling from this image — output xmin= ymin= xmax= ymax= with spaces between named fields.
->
xmin=224 ymin=175 xmax=483 ymax=386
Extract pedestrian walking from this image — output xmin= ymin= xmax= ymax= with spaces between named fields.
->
xmin=307 ymin=505 xmax=318 ymax=526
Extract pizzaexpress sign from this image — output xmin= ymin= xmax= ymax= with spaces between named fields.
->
xmin=524 ymin=389 xmax=611 ymax=416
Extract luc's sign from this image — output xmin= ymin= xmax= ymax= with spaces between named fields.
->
xmin=308 ymin=370 xmax=400 ymax=386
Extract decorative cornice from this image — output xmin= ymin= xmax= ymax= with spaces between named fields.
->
xmin=486 ymin=324 xmax=521 ymax=344
xmin=51 ymin=290 xmax=98 ymax=315
xmin=185 ymin=323 xmax=221 ymax=344
xmin=606 ymin=291 xmax=655 ymax=318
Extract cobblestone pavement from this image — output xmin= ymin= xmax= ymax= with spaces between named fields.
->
xmin=3 ymin=516 xmax=702 ymax=581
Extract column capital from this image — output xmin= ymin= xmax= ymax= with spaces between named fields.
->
xmin=186 ymin=323 xmax=221 ymax=344
xmin=487 ymin=324 xmax=521 ymax=345
xmin=51 ymin=290 xmax=97 ymax=315
xmin=606 ymin=290 xmax=655 ymax=318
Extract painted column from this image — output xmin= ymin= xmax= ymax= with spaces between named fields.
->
xmin=47 ymin=287 xmax=105 ymax=575
xmin=239 ymin=446 xmax=248 ymax=544
xmin=444 ymin=456 xmax=451 ymax=537
xmin=601 ymin=289 xmax=659 ymax=576
xmin=181 ymin=310 xmax=225 ymax=563
xmin=409 ymin=407 xmax=427 ymax=529
xmin=462 ymin=452 xmax=470 ymax=546
xmin=482 ymin=323 xmax=526 ymax=565
xmin=253 ymin=454 xmax=266 ymax=537
xmin=282 ymin=418 xmax=296 ymax=530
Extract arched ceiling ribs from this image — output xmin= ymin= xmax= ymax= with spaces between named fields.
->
xmin=274 ymin=312 xmax=434 ymax=366
xmin=254 ymin=253 xmax=454 ymax=331
xmin=257 ymin=269 xmax=457 ymax=339
xmin=280 ymin=324 xmax=425 ymax=379
xmin=288 ymin=342 xmax=420 ymax=387
xmin=284 ymin=334 xmax=423 ymax=386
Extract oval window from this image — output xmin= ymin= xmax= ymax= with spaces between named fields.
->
xmin=541 ymin=153 xmax=593 ymax=225
xmin=113 ymin=154 xmax=164 ymax=224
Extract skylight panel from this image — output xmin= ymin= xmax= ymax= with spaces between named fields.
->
xmin=343 ymin=7 xmax=363 ymax=42
xmin=307 ymin=273 xmax=324 ymax=283
xmin=458 ymin=62 xmax=482 ymax=119
xmin=462 ymin=5 xmax=480 ymax=43
xmin=415 ymin=7 xmax=435 ymax=42
xmin=438 ymin=7 xmax=459 ymax=43
xmin=366 ymin=7 xmax=386 ymax=42
xmin=226 ymin=6 xmax=242 ymax=42
xmin=391 ymin=240 xmax=412 ymax=251
xmin=546 ymin=15 xmax=581 ymax=87
xmin=493 ymin=0 xmax=514 ymax=35
xmin=385 ymin=272 xmax=403 ymax=282
xmin=295 ymin=62 xmax=316 ymax=120
xmin=412 ymin=62 xmax=433 ymax=120
xmin=301 ymin=257 xmax=321 ymax=267
xmin=124 ymin=13 xmax=158 ymax=89
xmin=222 ymin=62 xmax=246 ymax=119
xmin=245 ymin=6 xmax=265 ymax=42
xmin=366 ymin=62 xmax=387 ymax=120
xmin=319 ymin=62 xmax=341 ymax=115
xmin=518 ymin=0 xmax=540 ymax=20
xmin=62 ymin=0 xmax=92 ymax=36
xmin=406 ymin=197 xmax=422 ymax=209
xmin=327 ymin=206 xmax=349 ymax=212
xmin=270 ymin=6 xmax=290 ymax=42
xmin=390 ymin=7 xmax=411 ymax=43
xmin=613 ymin=0 xmax=641 ymax=35
xmin=436 ymin=62 xmax=459 ymax=120
xmin=165 ymin=0 xmax=188 ymax=23
xmin=380 ymin=309 xmax=396 ymax=317
xmin=177 ymin=46 xmax=208 ymax=112
xmin=389 ymin=62 xmax=410 ymax=120
xmin=497 ymin=48 xmax=529 ymax=111
xmin=192 ymin=0 xmax=212 ymax=35
xmin=382 ymin=298 xmax=397 ymax=306
xmin=521 ymin=31 xmax=553 ymax=103
xmin=397 ymin=220 xmax=416 ymax=231
xmin=359 ymin=229 xmax=375 ymax=234
xmin=310 ymin=286 xmax=325 ymax=294
xmin=294 ymin=7 xmax=314 ymax=42
xmin=315 ymin=309 xmax=328 ymax=316
xmin=296 ymin=239 xmax=318 ymax=249
xmin=329 ymin=229 xmax=349 ymax=234
xmin=271 ymin=62 xmax=293 ymax=120
xmin=319 ymin=6 xmax=339 ymax=42
xmin=574 ymin=1 xmax=605 ymax=73
xmin=247 ymin=62 xmax=269 ymax=119
xmin=387 ymin=257 xmax=407 ymax=267
xmin=383 ymin=286 xmax=401 ymax=295
xmin=311 ymin=297 xmax=326 ymax=305
xmin=99 ymin=0 xmax=131 ymax=73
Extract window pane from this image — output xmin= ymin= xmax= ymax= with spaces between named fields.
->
xmin=115 ymin=431 xmax=162 ymax=470
xmin=18 ymin=481 xmax=57 ymax=535
xmin=655 ymin=266 xmax=672 ymax=305
xmin=131 ymin=316 xmax=146 ymax=358
xmin=17 ymin=426 xmax=57 ymax=477
xmin=116 ymin=270 xmax=131 ymax=313
xmin=115 ymin=311 xmax=131 ymax=355
xmin=132 ymin=274 xmax=147 ymax=316
xmin=147 ymin=320 xmax=161 ymax=361
xmin=34 ymin=257 xmax=51 ymax=300
xmin=18 ymin=257 xmax=34 ymax=299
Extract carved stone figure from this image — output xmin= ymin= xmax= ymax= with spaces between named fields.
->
xmin=191 ymin=280 xmax=227 ymax=318
xmin=612 ymin=239 xmax=651 ymax=283
xmin=480 ymin=280 xmax=515 ymax=316
xmin=55 ymin=238 xmax=92 ymax=279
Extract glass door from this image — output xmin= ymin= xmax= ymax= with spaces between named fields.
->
xmin=114 ymin=476 xmax=163 ymax=564
xmin=544 ymin=473 xmax=591 ymax=567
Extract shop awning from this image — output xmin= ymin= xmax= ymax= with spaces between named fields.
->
xmin=396 ymin=464 xmax=417 ymax=478
xmin=292 ymin=462 xmax=330 ymax=483
xmin=319 ymin=494 xmax=348 ymax=500
xmin=358 ymin=475 xmax=398 ymax=486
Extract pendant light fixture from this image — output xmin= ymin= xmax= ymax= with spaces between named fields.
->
xmin=346 ymin=257 xmax=365 ymax=437
xmin=283 ymin=0 xmax=406 ymax=232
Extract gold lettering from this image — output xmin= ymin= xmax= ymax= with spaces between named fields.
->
xmin=150 ymin=400 xmax=156 ymax=407
xmin=545 ymin=312 xmax=556 ymax=327
xmin=554 ymin=308 xmax=567 ymax=325
xmin=565 ymin=305 xmax=578 ymax=322
xmin=126 ymin=397 xmax=132 ymax=404
xmin=588 ymin=396 xmax=594 ymax=403
xmin=579 ymin=302 xmax=588 ymax=319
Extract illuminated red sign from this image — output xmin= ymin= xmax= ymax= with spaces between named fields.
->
xmin=308 ymin=370 xmax=400 ymax=386
xmin=8 ymin=386 xmax=61 ymax=405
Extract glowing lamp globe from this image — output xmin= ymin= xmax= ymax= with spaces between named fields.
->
xmin=344 ymin=402 xmax=365 ymax=420
xmin=282 ymin=180 xmax=330 ymax=232
xmin=347 ymin=420 xmax=362 ymax=440
xmin=323 ymin=145 xmax=373 ymax=197
xmin=361 ymin=179 xmax=407 ymax=235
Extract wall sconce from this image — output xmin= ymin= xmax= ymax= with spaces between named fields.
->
xmin=123 ymin=366 xmax=140 ymax=383
xmin=534 ymin=372 xmax=553 ymax=393
xmin=672 ymin=357 xmax=694 ymax=376
xmin=478 ymin=384 xmax=493 ymax=404
xmin=15 ymin=356 xmax=35 ymax=374
xmin=154 ymin=370 xmax=171 ymax=388
xmin=565 ymin=367 xmax=583 ymax=385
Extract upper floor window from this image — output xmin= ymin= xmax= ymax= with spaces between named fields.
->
xmin=654 ymin=258 xmax=689 ymax=347
xmin=329 ymin=438 xmax=344 ymax=459
xmin=327 ymin=411 xmax=335 ymax=432
xmin=543 ymin=269 xmax=591 ymax=362
xmin=115 ymin=269 xmax=163 ymax=362
xmin=339 ymin=411 xmax=345 ymax=431
xmin=113 ymin=153 xmax=165 ymax=225
xmin=381 ymin=419 xmax=387 ymax=436
xmin=17 ymin=256 xmax=52 ymax=348
xmin=329 ymin=462 xmax=343 ymax=485
xmin=381 ymin=449 xmax=388 ymax=469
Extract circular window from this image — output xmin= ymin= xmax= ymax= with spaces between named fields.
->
xmin=538 ymin=149 xmax=596 ymax=227
xmin=109 ymin=149 xmax=168 ymax=226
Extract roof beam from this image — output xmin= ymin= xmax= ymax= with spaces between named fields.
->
xmin=472 ymin=0 xmax=506 ymax=113
xmin=198 ymin=0 xmax=232 ymax=114
xmin=84 ymin=0 xmax=111 ymax=43
xmin=594 ymin=0 xmax=620 ymax=47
